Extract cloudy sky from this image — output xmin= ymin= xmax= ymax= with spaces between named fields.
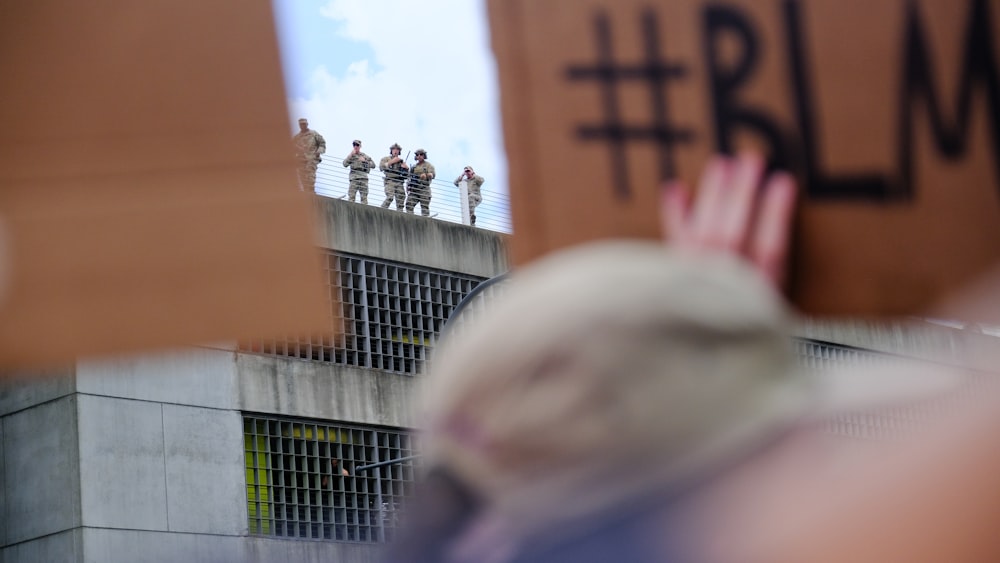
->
xmin=271 ymin=0 xmax=508 ymax=212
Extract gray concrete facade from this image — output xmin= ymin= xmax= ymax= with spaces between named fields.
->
xmin=3 ymin=395 xmax=81 ymax=546
xmin=315 ymin=197 xmax=509 ymax=279
xmin=795 ymin=317 xmax=1000 ymax=373
xmin=0 ymin=200 xmax=508 ymax=562
xmin=3 ymin=198 xmax=999 ymax=562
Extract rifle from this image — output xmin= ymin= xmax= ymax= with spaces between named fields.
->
xmin=383 ymin=151 xmax=410 ymax=183
xmin=404 ymin=152 xmax=422 ymax=190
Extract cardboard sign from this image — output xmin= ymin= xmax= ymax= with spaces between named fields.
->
xmin=0 ymin=1 xmax=329 ymax=369
xmin=489 ymin=0 xmax=1000 ymax=316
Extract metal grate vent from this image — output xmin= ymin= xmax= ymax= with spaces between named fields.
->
xmin=244 ymin=415 xmax=419 ymax=543
xmin=242 ymin=252 xmax=485 ymax=375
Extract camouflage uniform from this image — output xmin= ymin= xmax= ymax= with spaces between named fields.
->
xmin=454 ymin=168 xmax=486 ymax=226
xmin=342 ymin=140 xmax=376 ymax=204
xmin=379 ymin=144 xmax=408 ymax=210
xmin=406 ymin=150 xmax=436 ymax=216
xmin=292 ymin=120 xmax=326 ymax=192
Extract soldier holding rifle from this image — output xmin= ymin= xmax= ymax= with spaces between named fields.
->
xmin=406 ymin=148 xmax=436 ymax=216
xmin=380 ymin=143 xmax=409 ymax=210
xmin=343 ymin=139 xmax=375 ymax=204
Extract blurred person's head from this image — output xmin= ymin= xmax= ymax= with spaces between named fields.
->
xmin=298 ymin=118 xmax=309 ymax=132
xmin=393 ymin=241 xmax=816 ymax=561
xmin=391 ymin=240 xmax=960 ymax=563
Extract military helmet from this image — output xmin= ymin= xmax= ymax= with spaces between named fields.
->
xmin=415 ymin=148 xmax=427 ymax=156
xmin=390 ymin=143 xmax=402 ymax=151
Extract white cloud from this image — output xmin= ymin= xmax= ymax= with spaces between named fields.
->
xmin=287 ymin=0 xmax=508 ymax=205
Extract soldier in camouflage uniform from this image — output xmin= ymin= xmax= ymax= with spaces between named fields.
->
xmin=379 ymin=143 xmax=409 ymax=210
xmin=405 ymin=148 xmax=436 ymax=216
xmin=454 ymin=165 xmax=486 ymax=226
xmin=292 ymin=118 xmax=326 ymax=192
xmin=342 ymin=140 xmax=376 ymax=204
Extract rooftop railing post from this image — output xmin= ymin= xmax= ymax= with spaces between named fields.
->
xmin=459 ymin=179 xmax=471 ymax=225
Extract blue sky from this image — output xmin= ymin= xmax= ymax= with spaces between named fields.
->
xmin=270 ymin=0 xmax=508 ymax=206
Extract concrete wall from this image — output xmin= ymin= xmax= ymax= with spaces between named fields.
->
xmin=75 ymin=347 xmax=239 ymax=410
xmin=74 ymin=395 xmax=246 ymax=536
xmin=1 ymin=395 xmax=81 ymax=551
xmin=0 ymin=370 xmax=75 ymax=417
xmin=795 ymin=318 xmax=1000 ymax=373
xmin=77 ymin=529 xmax=386 ymax=563
xmin=0 ymin=370 xmax=80 ymax=561
xmin=316 ymin=197 xmax=509 ymax=278
xmin=0 ymin=202 xmax=505 ymax=562
xmin=1 ymin=529 xmax=84 ymax=563
xmin=236 ymin=354 xmax=418 ymax=428
xmin=18 ymin=199 xmax=998 ymax=561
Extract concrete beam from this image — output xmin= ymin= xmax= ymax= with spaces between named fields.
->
xmin=315 ymin=198 xmax=509 ymax=278
xmin=236 ymin=354 xmax=418 ymax=428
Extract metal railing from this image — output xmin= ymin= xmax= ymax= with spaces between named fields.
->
xmin=311 ymin=159 xmax=512 ymax=233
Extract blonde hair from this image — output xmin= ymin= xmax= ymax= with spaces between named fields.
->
xmin=421 ymin=241 xmax=809 ymax=540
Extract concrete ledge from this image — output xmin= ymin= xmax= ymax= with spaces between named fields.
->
xmin=236 ymin=354 xmax=419 ymax=429
xmin=314 ymin=197 xmax=509 ymax=278
xmin=242 ymin=535 xmax=385 ymax=563
xmin=81 ymin=528 xmax=242 ymax=563
xmin=794 ymin=318 xmax=1000 ymax=373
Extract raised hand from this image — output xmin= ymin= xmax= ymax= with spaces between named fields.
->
xmin=660 ymin=153 xmax=797 ymax=289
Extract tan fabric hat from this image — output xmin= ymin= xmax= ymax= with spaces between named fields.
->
xmin=420 ymin=240 xmax=955 ymax=542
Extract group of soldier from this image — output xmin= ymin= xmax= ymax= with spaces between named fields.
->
xmin=293 ymin=118 xmax=485 ymax=225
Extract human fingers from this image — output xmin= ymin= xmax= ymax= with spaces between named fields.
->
xmin=716 ymin=153 xmax=765 ymax=251
xmin=660 ymin=180 xmax=692 ymax=244
xmin=748 ymin=172 xmax=797 ymax=287
xmin=689 ymin=154 xmax=763 ymax=251
xmin=687 ymin=156 xmax=735 ymax=248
